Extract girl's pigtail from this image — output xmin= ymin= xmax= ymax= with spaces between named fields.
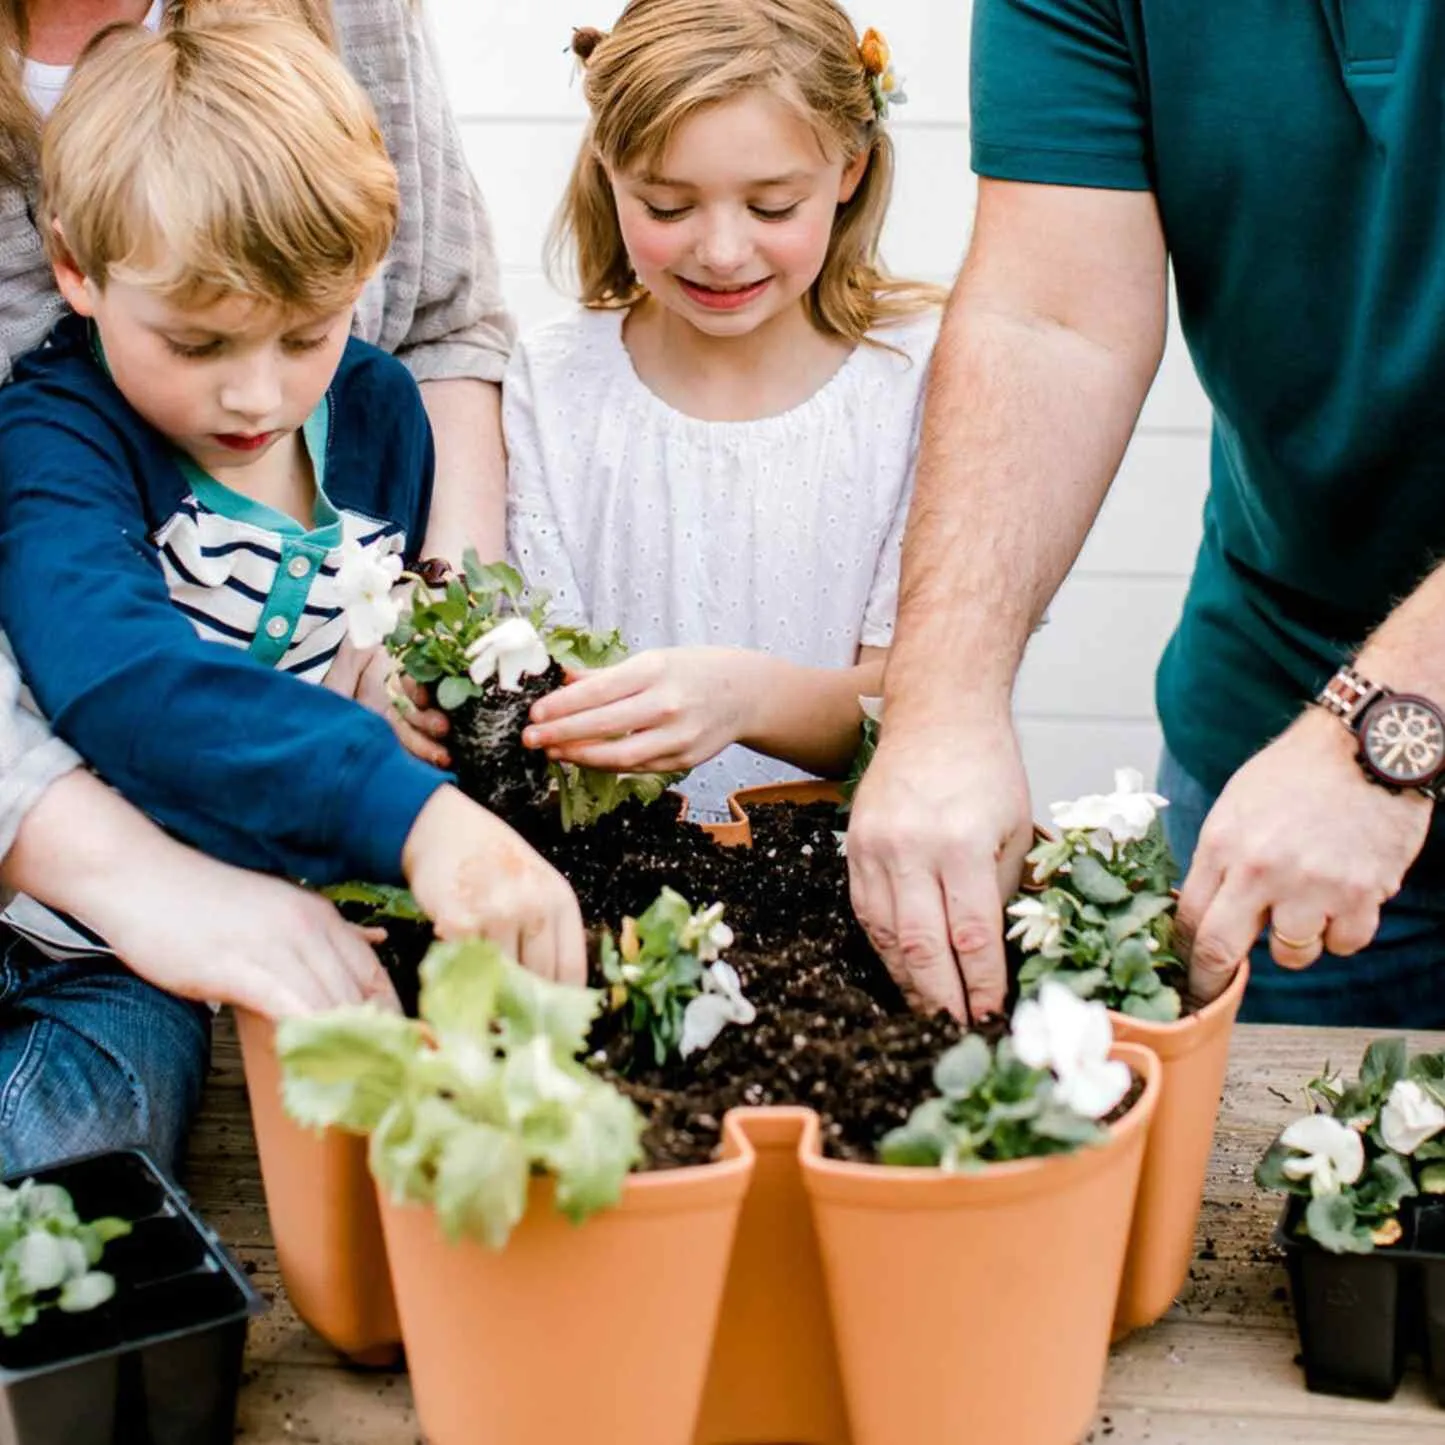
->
xmin=571 ymin=26 xmax=607 ymax=63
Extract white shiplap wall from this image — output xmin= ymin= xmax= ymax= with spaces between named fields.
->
xmin=426 ymin=0 xmax=1212 ymax=810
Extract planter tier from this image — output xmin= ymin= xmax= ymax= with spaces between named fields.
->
xmin=1109 ymin=961 xmax=1249 ymax=1334
xmin=234 ymin=1007 xmax=401 ymax=1366
xmin=379 ymin=1147 xmax=754 ymax=1445
xmin=0 ymin=1149 xmax=263 ymax=1445
xmin=805 ymin=1041 xmax=1160 ymax=1445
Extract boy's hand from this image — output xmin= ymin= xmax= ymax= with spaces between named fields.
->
xmin=522 ymin=647 xmax=748 ymax=773
xmin=325 ymin=637 xmax=450 ymax=769
xmin=100 ymin=852 xmax=399 ymax=1020
xmin=402 ymin=785 xmax=586 ymax=985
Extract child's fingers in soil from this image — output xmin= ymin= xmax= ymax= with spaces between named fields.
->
xmin=392 ymin=715 xmax=451 ymax=768
xmin=401 ymin=674 xmax=444 ymax=725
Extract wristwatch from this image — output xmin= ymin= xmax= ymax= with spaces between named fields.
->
xmin=1316 ymin=665 xmax=1445 ymax=800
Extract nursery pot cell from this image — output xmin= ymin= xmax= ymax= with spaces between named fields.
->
xmin=802 ymin=1042 xmax=1161 ymax=1445
xmin=0 ymin=1149 xmax=263 ymax=1445
xmin=1109 ymin=961 xmax=1249 ymax=1334
xmin=376 ymin=1146 xmax=754 ymax=1445
xmin=234 ymin=1007 xmax=401 ymax=1364
xmin=1275 ymin=1197 xmax=1412 ymax=1401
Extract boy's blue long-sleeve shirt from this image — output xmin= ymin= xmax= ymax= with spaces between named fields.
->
xmin=0 ymin=316 xmax=448 ymax=885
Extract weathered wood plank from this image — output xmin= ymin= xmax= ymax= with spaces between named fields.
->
xmin=183 ymin=1016 xmax=1445 ymax=1443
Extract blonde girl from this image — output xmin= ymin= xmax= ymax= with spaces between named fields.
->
xmin=511 ymin=0 xmax=945 ymax=819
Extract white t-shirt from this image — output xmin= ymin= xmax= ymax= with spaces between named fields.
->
xmin=505 ymin=305 xmax=940 ymax=819
xmin=23 ymin=0 xmax=164 ymax=117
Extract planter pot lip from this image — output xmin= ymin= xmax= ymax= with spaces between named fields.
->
xmin=791 ymin=1041 xmax=1160 ymax=1206
xmin=727 ymin=779 xmax=846 ymax=821
xmin=0 ymin=1146 xmax=265 ymax=1384
xmin=377 ymin=1142 xmax=755 ymax=1242
xmin=1109 ymin=959 xmax=1250 ymax=1059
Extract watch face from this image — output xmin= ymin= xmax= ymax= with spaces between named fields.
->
xmin=1360 ymin=694 xmax=1445 ymax=786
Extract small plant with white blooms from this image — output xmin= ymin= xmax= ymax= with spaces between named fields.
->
xmin=599 ymin=888 xmax=755 ymax=1067
xmin=1007 ymin=769 xmax=1184 ymax=1022
xmin=1257 ymin=1037 xmax=1445 ymax=1253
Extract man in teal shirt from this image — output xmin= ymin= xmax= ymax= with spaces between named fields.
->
xmin=846 ymin=0 xmax=1445 ymax=1026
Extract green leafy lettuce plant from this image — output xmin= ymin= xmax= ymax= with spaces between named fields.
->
xmin=276 ymin=937 xmax=645 ymax=1249
xmin=1007 ymin=768 xmax=1183 ymax=1022
xmin=320 ymin=881 xmax=426 ymax=925
xmin=0 ymin=1179 xmax=130 ymax=1336
xmin=1257 ymin=1037 xmax=1445 ymax=1254
xmin=880 ymin=980 xmax=1133 ymax=1168
xmin=600 ymin=888 xmax=754 ymax=1067
xmin=378 ymin=550 xmax=681 ymax=830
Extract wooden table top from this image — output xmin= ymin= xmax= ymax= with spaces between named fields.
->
xmin=185 ymin=1017 xmax=1445 ymax=1444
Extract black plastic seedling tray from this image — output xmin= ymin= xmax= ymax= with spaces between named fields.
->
xmin=1276 ymin=1196 xmax=1445 ymax=1404
xmin=0 ymin=1149 xmax=264 ymax=1445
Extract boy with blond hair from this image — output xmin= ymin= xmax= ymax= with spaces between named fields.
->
xmin=0 ymin=11 xmax=584 ymax=1172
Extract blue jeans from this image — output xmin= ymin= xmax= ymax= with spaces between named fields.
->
xmin=1158 ymin=749 xmax=1445 ymax=1027
xmin=0 ymin=930 xmax=211 ymax=1176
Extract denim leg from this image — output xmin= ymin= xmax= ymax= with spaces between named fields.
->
xmin=0 ymin=933 xmax=211 ymax=1176
xmin=1156 ymin=748 xmax=1445 ymax=1028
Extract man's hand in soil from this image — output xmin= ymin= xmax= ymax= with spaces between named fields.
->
xmin=402 ymin=785 xmax=587 ymax=984
xmin=1177 ymin=707 xmax=1431 ymax=1004
xmin=325 ymin=638 xmax=451 ymax=769
xmin=845 ymin=719 xmax=1034 ymax=1022
xmin=523 ymin=647 xmax=748 ymax=773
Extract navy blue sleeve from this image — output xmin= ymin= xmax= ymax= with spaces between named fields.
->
xmin=324 ymin=343 xmax=436 ymax=562
xmin=971 ymin=0 xmax=1152 ymax=191
xmin=0 ymin=391 xmax=447 ymax=885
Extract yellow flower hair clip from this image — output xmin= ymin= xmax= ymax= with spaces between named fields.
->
xmin=859 ymin=27 xmax=907 ymax=120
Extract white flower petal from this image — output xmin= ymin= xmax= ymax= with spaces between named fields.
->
xmin=465 ymin=618 xmax=550 ymax=691
xmin=1380 ymin=1080 xmax=1445 ymax=1156
xmin=679 ymin=994 xmax=734 ymax=1058
xmin=859 ymin=695 xmax=885 ymax=723
xmin=1280 ymin=1114 xmax=1364 ymax=1188
xmin=1056 ymin=1059 xmax=1131 ymax=1120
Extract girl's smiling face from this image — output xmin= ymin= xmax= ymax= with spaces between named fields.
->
xmin=609 ymin=88 xmax=867 ymax=339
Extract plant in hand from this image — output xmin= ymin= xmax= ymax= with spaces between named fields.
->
xmin=879 ymin=981 xmax=1133 ymax=1168
xmin=276 ymin=935 xmax=645 ymax=1248
xmin=1007 ymin=768 xmax=1183 ymax=1022
xmin=600 ymin=888 xmax=755 ymax=1066
xmin=1257 ymin=1037 xmax=1445 ymax=1254
xmin=0 ymin=1178 xmax=130 ymax=1336
xmin=369 ymin=551 xmax=679 ymax=829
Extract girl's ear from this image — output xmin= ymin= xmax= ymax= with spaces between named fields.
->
xmin=837 ymin=146 xmax=871 ymax=205
xmin=50 ymin=223 xmax=99 ymax=317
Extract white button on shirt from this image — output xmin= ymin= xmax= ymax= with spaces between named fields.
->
xmin=287 ymin=556 xmax=312 ymax=579
xmin=265 ymin=616 xmax=289 ymax=640
xmin=505 ymin=307 xmax=940 ymax=819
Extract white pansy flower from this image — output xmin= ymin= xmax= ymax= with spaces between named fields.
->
xmin=1280 ymin=1114 xmax=1365 ymax=1195
xmin=859 ymin=695 xmax=885 ymax=724
xmin=681 ymin=903 xmax=733 ymax=962
xmin=1011 ymin=980 xmax=1130 ymax=1120
xmin=335 ymin=538 xmax=403 ymax=649
xmin=679 ymin=961 xmax=756 ymax=1058
xmin=1380 ymin=1079 xmax=1445 ymax=1156
xmin=465 ymin=617 xmax=550 ymax=691
xmin=1005 ymin=896 xmax=1065 ymax=954
xmin=1049 ymin=767 xmax=1169 ymax=848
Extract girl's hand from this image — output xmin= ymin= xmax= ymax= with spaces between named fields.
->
xmin=327 ymin=638 xmax=451 ymax=769
xmin=522 ymin=647 xmax=750 ymax=773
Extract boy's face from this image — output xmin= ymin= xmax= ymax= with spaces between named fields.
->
xmin=55 ymin=266 xmax=354 ymax=480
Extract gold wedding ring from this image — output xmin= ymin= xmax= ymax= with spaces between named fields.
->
xmin=1269 ymin=924 xmax=1323 ymax=951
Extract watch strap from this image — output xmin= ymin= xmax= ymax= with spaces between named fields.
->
xmin=1316 ymin=664 xmax=1386 ymax=728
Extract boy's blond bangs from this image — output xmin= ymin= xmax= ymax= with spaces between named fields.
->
xmin=40 ymin=15 xmax=398 ymax=315
xmin=549 ymin=0 xmax=945 ymax=345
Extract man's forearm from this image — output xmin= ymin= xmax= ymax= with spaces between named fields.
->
xmin=1353 ymin=560 xmax=1445 ymax=695
xmin=419 ymin=377 xmax=507 ymax=565
xmin=885 ymin=289 xmax=1159 ymax=730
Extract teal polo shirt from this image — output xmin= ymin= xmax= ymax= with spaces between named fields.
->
xmin=972 ymin=0 xmax=1445 ymax=797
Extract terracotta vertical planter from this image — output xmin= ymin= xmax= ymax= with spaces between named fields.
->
xmin=695 ymin=1109 xmax=849 ymax=1445
xmin=1108 ymin=960 xmax=1249 ymax=1334
xmin=376 ymin=1146 xmax=754 ymax=1445
xmin=233 ymin=1008 xmax=401 ymax=1365
xmin=803 ymin=1042 xmax=1160 ymax=1445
